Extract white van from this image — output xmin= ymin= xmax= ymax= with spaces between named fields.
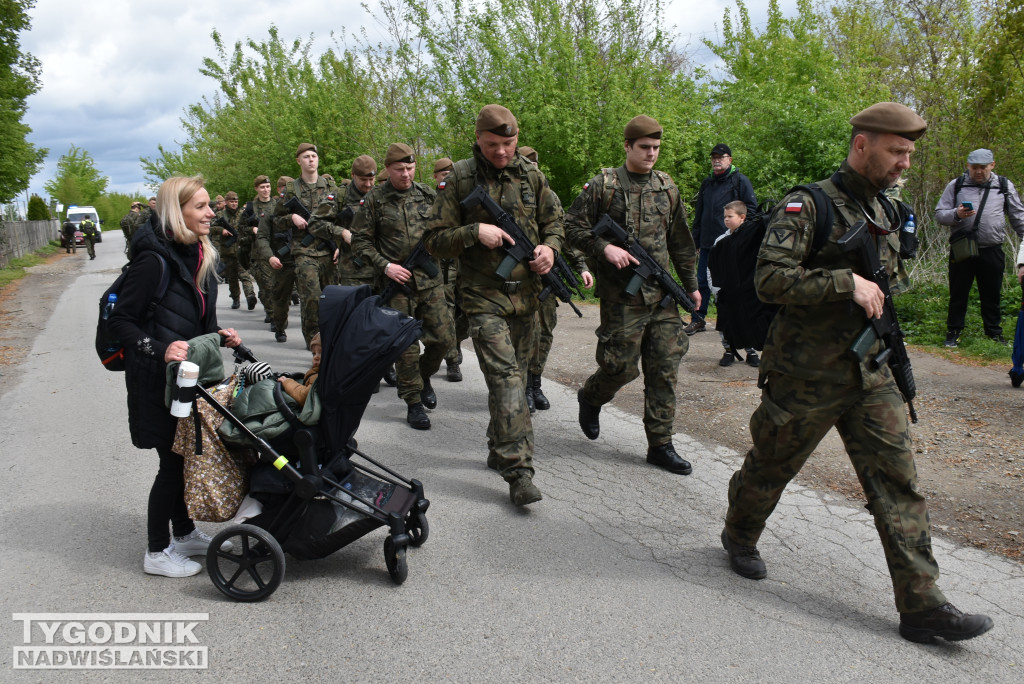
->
xmin=65 ymin=205 xmax=102 ymax=243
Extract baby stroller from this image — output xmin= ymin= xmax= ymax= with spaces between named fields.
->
xmin=187 ymin=285 xmax=427 ymax=601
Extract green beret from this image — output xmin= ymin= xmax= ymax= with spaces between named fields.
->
xmin=295 ymin=142 xmax=317 ymax=157
xmin=385 ymin=143 xmax=416 ymax=166
xmin=253 ymin=175 xmax=270 ymax=188
xmin=518 ymin=146 xmax=538 ymax=163
xmin=624 ymin=115 xmax=662 ymax=140
xmin=433 ymin=157 xmax=454 ymax=174
xmin=351 ymin=154 xmax=377 ymax=177
xmin=849 ymin=102 xmax=927 ymax=141
xmin=475 ymin=104 xmax=518 ymax=137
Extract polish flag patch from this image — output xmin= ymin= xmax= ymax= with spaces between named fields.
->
xmin=784 ymin=201 xmax=803 ymax=213
xmin=438 ymin=180 xmax=447 ymax=190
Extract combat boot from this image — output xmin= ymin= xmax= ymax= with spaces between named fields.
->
xmin=646 ymin=443 xmax=692 ymax=475
xmin=406 ymin=402 xmax=430 ymax=430
xmin=446 ymin=361 xmax=462 ymax=382
xmin=899 ymin=603 xmax=994 ymax=643
xmin=508 ymin=472 xmax=542 ymax=506
xmin=532 ymin=373 xmax=550 ymax=410
xmin=721 ymin=529 xmax=767 ymax=580
xmin=577 ymin=389 xmax=600 ymax=440
xmin=231 ymin=298 xmax=240 ymax=309
xmin=247 ymin=295 xmax=257 ymax=310
xmin=420 ymin=378 xmax=437 ymax=409
xmin=525 ymin=373 xmax=536 ymax=414
xmin=275 ymin=331 xmax=287 ymax=343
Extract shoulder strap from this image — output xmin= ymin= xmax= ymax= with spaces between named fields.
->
xmin=148 ymin=254 xmax=170 ymax=314
xmin=792 ymin=183 xmax=835 ymax=257
xmin=1001 ymin=175 xmax=1010 ymax=214
xmin=600 ymin=168 xmax=618 ymax=214
xmin=451 ymin=158 xmax=477 ymax=200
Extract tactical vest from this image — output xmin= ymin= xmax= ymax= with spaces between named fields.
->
xmin=598 ymin=166 xmax=681 ymax=236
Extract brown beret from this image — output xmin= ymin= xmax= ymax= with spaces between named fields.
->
xmin=276 ymin=176 xmax=292 ymax=188
xmin=214 ymin=195 xmax=224 ymax=202
xmin=253 ymin=174 xmax=270 ymax=187
xmin=225 ymin=191 xmax=238 ymax=200
xmin=295 ymin=142 xmax=317 ymax=157
xmin=518 ymin=146 xmax=538 ymax=163
xmin=385 ymin=143 xmax=416 ymax=166
xmin=351 ymin=154 xmax=377 ymax=177
xmin=624 ymin=115 xmax=663 ymax=140
xmin=475 ymin=104 xmax=518 ymax=137
xmin=849 ymin=102 xmax=927 ymax=141
xmin=377 ymin=169 xmax=389 ymax=183
xmin=433 ymin=157 xmax=454 ymax=174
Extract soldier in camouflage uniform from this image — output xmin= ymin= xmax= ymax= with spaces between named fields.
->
xmin=720 ymin=102 xmax=993 ymax=644
xmin=423 ymin=104 xmax=564 ymax=506
xmin=349 ymin=143 xmax=454 ymax=430
xmin=433 ymin=157 xmax=468 ymax=383
xmin=565 ymin=115 xmax=699 ymax=476
xmin=120 ymin=202 xmax=142 ymax=255
xmin=244 ymin=175 xmax=277 ymax=323
xmin=257 ymin=176 xmax=296 ymax=340
xmin=272 ymin=144 xmax=338 ymax=348
xmin=519 ymin=146 xmax=594 ymax=412
xmin=311 ymin=154 xmax=378 ymax=288
xmin=214 ymin=191 xmax=256 ymax=309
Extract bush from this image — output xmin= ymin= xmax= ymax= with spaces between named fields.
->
xmin=26 ymin=194 xmax=50 ymax=220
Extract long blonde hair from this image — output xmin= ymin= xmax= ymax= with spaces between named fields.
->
xmin=156 ymin=175 xmax=219 ymax=292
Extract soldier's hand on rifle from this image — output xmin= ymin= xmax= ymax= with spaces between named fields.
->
xmin=852 ymin=273 xmax=885 ymax=319
xmin=386 ymin=262 xmax=412 ymax=284
xmin=529 ymin=244 xmax=554 ymax=275
xmin=603 ymin=244 xmax=640 ymax=270
xmin=291 ymin=213 xmax=308 ymax=229
xmin=477 ymin=223 xmax=514 ymax=249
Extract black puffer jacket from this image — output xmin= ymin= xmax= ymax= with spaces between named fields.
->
xmin=108 ymin=219 xmax=220 ymax=449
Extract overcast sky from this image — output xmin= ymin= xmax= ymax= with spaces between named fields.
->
xmin=18 ymin=0 xmax=796 ymax=207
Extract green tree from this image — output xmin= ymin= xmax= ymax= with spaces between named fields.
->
xmin=43 ymin=145 xmax=109 ymax=208
xmin=26 ymin=193 xmax=49 ymax=220
xmin=0 ymin=0 xmax=47 ymax=203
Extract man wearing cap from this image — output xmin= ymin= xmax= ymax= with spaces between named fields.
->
xmin=935 ymin=148 xmax=1024 ymax=347
xmin=721 ymin=102 xmax=994 ymax=644
xmin=433 ymin=157 xmax=468 ymax=382
xmin=423 ymin=104 xmax=564 ymax=506
xmin=257 ymin=175 xmax=297 ymax=339
xmin=244 ymin=175 xmax=278 ymax=323
xmin=566 ymin=115 xmax=699 ymax=474
xmin=686 ymin=143 xmax=757 ymax=335
xmin=350 ymin=143 xmax=453 ymax=430
xmin=271 ymin=144 xmax=338 ymax=347
xmin=311 ymin=154 xmax=378 ymax=288
xmin=214 ymin=191 xmax=257 ymax=310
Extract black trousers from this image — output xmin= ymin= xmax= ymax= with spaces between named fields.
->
xmin=147 ymin=448 xmax=195 ymax=553
xmin=946 ymin=244 xmax=1005 ymax=336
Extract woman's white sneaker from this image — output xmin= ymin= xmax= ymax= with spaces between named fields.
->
xmin=144 ymin=548 xmax=202 ymax=578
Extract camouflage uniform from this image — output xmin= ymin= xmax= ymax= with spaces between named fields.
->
xmin=80 ymin=218 xmax=98 ymax=259
xmin=565 ymin=166 xmax=697 ymax=447
xmin=724 ymin=161 xmax=947 ymax=614
xmin=311 ymin=180 xmax=378 ymax=288
xmin=529 ymin=245 xmax=587 ymax=377
xmin=213 ymin=206 xmax=256 ymax=304
xmin=350 ymin=180 xmax=453 ymax=405
xmin=442 ymin=258 xmax=470 ymax=365
xmin=272 ymin=176 xmax=338 ymax=347
xmin=256 ymin=201 xmax=296 ymax=334
xmin=423 ymin=146 xmax=564 ymax=479
xmin=246 ymin=197 xmax=278 ymax=319
xmin=62 ymin=220 xmax=77 ymax=253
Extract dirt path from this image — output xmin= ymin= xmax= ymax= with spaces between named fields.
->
xmin=2 ymin=254 xmax=1020 ymax=561
xmin=542 ymin=301 xmax=1023 ymax=562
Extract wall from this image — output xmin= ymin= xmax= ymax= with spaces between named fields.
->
xmin=0 ymin=220 xmax=58 ymax=269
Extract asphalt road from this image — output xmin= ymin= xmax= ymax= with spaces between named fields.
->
xmin=1 ymin=232 xmax=1021 ymax=682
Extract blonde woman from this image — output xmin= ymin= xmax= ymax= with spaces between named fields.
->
xmin=109 ymin=175 xmax=242 ymax=578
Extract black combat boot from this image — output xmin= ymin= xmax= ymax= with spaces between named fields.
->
xmin=420 ymin=378 xmax=437 ymax=409
xmin=899 ymin=603 xmax=994 ymax=643
xmin=446 ymin=361 xmax=462 ymax=382
xmin=646 ymin=443 xmax=692 ymax=475
xmin=407 ymin=402 xmax=430 ymax=430
xmin=247 ymin=295 xmax=257 ymax=310
xmin=508 ymin=471 xmax=542 ymax=506
xmin=275 ymin=331 xmax=287 ymax=343
xmin=525 ymin=373 xmax=536 ymax=414
xmin=532 ymin=373 xmax=550 ymax=410
xmin=577 ymin=389 xmax=600 ymax=440
xmin=721 ymin=529 xmax=767 ymax=580
xmin=231 ymin=298 xmax=240 ymax=309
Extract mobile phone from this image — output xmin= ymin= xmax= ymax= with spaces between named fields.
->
xmin=962 ymin=201 xmax=974 ymax=211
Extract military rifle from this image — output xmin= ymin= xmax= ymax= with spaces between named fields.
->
xmin=591 ymin=214 xmax=702 ymax=320
xmin=276 ymin=196 xmax=319 ymax=257
xmin=553 ymin=252 xmax=585 ymax=298
xmin=461 ymin=184 xmax=582 ymax=317
xmin=380 ymin=240 xmax=440 ymax=305
xmin=212 ymin=214 xmax=238 ymax=249
xmin=836 ymin=220 xmax=918 ymax=423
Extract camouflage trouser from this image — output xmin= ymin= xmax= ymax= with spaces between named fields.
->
xmin=443 ymin=261 xmax=469 ymax=364
xmin=528 ymin=295 xmax=558 ymax=376
xmin=85 ymin=235 xmax=96 ymax=258
xmin=294 ymin=253 xmax=333 ymax=348
xmin=251 ymin=256 xmax=275 ymax=318
xmin=725 ymin=372 xmax=947 ymax=613
xmin=581 ymin=299 xmax=687 ymax=447
xmin=390 ymin=285 xmax=455 ymax=405
xmin=470 ymin=310 xmax=536 ymax=479
xmin=270 ymin=261 xmax=296 ymax=333
xmin=222 ymin=255 xmax=255 ymax=301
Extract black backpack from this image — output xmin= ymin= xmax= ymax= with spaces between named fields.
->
xmin=708 ymin=185 xmax=833 ymax=351
xmin=95 ymin=255 xmax=170 ymax=370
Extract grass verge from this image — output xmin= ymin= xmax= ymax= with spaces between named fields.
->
xmin=0 ymin=242 xmax=62 ymax=291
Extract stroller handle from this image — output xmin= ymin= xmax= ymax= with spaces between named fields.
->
xmin=232 ymin=343 xmax=258 ymax=364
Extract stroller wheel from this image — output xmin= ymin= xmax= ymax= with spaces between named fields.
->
xmin=207 ymin=524 xmax=285 ymax=602
xmin=407 ymin=509 xmax=429 ymax=548
xmin=384 ymin=535 xmax=408 ymax=585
